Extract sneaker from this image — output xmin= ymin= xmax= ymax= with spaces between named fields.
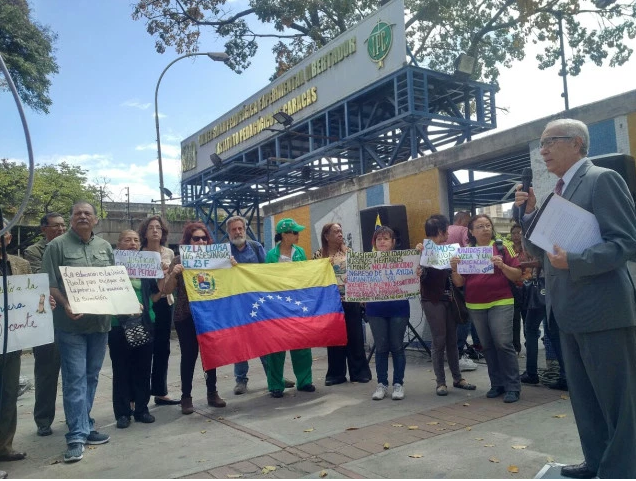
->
xmin=63 ymin=443 xmax=84 ymax=463
xmin=486 ymin=386 xmax=505 ymax=398
xmin=458 ymin=354 xmax=477 ymax=371
xmin=85 ymin=431 xmax=110 ymax=445
xmin=503 ymin=391 xmax=520 ymax=403
xmin=372 ymin=383 xmax=388 ymax=400
xmin=391 ymin=383 xmax=405 ymax=400
xmin=233 ymin=381 xmax=248 ymax=395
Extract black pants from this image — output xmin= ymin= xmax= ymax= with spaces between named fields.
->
xmin=108 ymin=327 xmax=153 ymax=419
xmin=326 ymin=302 xmax=371 ymax=382
xmin=150 ymin=297 xmax=172 ymax=396
xmin=174 ymin=315 xmax=216 ymax=398
xmin=33 ymin=342 xmax=60 ymax=430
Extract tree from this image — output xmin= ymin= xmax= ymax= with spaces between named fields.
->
xmin=0 ymin=0 xmax=59 ymax=113
xmin=131 ymin=0 xmax=635 ymax=83
xmin=0 ymin=159 xmax=102 ymax=224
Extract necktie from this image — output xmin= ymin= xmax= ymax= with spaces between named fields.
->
xmin=554 ymin=178 xmax=565 ymax=196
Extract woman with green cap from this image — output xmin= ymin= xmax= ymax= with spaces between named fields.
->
xmin=264 ymin=218 xmax=316 ymax=398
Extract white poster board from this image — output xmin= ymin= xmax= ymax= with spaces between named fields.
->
xmin=345 ymin=249 xmax=420 ymax=302
xmin=179 ymin=243 xmax=232 ymax=269
xmin=61 ymin=266 xmax=140 ymax=315
xmin=0 ymin=274 xmax=54 ymax=353
xmin=456 ymin=246 xmax=494 ymax=275
xmin=419 ymin=240 xmax=460 ymax=269
xmin=114 ymin=250 xmax=163 ymax=278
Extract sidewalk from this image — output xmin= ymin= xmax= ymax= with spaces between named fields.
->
xmin=3 ymin=340 xmax=582 ymax=479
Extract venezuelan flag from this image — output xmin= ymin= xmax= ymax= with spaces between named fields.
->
xmin=184 ymin=258 xmax=347 ymax=370
xmin=375 ymin=213 xmax=382 ymax=230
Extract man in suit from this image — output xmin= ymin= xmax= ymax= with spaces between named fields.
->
xmin=0 ymin=219 xmax=32 ymax=472
xmin=515 ymin=118 xmax=636 ymax=479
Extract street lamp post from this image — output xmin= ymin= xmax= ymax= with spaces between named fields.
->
xmin=155 ymin=52 xmax=229 ymax=218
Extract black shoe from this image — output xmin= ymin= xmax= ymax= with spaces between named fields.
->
xmin=283 ymin=379 xmax=296 ymax=388
xmin=154 ymin=396 xmax=180 ymax=405
xmin=134 ymin=412 xmax=156 ymax=423
xmin=37 ymin=426 xmax=53 ymax=436
xmin=0 ymin=451 xmax=26 ymax=462
xmin=350 ymin=377 xmax=371 ymax=383
xmin=486 ymin=386 xmax=505 ymax=398
xmin=116 ymin=416 xmax=131 ymax=429
xmin=324 ymin=377 xmax=347 ymax=386
xmin=561 ymin=462 xmax=596 ymax=479
xmin=548 ymin=379 xmax=569 ymax=391
xmin=520 ymin=372 xmax=540 ymax=384
xmin=297 ymin=384 xmax=316 ymax=392
xmin=270 ymin=390 xmax=284 ymax=398
xmin=503 ymin=391 xmax=520 ymax=403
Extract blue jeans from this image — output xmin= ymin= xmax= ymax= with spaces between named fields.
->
xmin=234 ymin=356 xmax=268 ymax=383
xmin=367 ymin=316 xmax=408 ymax=386
xmin=469 ymin=305 xmax=520 ymax=392
xmin=523 ymin=307 xmax=545 ymax=376
xmin=56 ymin=329 xmax=108 ymax=445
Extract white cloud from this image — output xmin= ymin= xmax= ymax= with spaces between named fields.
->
xmin=121 ymin=99 xmax=151 ymax=110
xmin=135 ymin=142 xmax=180 ymax=159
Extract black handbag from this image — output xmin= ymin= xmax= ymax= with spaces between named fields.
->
xmin=522 ymin=276 xmax=546 ymax=311
xmin=119 ymin=314 xmax=153 ymax=348
xmin=449 ymin=281 xmax=470 ymax=324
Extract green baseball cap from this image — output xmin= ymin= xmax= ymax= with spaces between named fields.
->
xmin=276 ymin=218 xmax=306 ymax=234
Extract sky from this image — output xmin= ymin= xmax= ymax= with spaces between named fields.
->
xmin=1 ymin=1 xmax=635 ymax=207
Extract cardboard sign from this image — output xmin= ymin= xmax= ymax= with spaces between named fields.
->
xmin=61 ymin=266 xmax=140 ymax=315
xmin=114 ymin=249 xmax=163 ymax=278
xmin=0 ymin=274 xmax=54 ymax=353
xmin=456 ymin=246 xmax=494 ymax=274
xmin=345 ymin=250 xmax=420 ymax=302
xmin=419 ymin=240 xmax=460 ymax=269
xmin=179 ymin=243 xmax=232 ymax=269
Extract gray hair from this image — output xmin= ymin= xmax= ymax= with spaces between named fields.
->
xmin=226 ymin=215 xmax=247 ymax=229
xmin=545 ymin=118 xmax=589 ymax=156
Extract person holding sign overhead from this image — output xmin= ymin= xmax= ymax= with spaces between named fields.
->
xmin=162 ymin=222 xmax=233 ymax=414
xmin=41 ymin=201 xmax=114 ymax=463
xmin=450 ymin=214 xmax=522 ymax=403
xmin=418 ymin=215 xmax=476 ymax=397
xmin=264 ymin=218 xmax=315 ymax=398
xmin=107 ymin=230 xmax=160 ymax=428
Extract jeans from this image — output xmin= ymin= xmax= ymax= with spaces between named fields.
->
xmin=422 ymin=302 xmax=461 ymax=386
xmin=56 ymin=329 xmax=108 ymax=445
xmin=234 ymin=356 xmax=268 ymax=383
xmin=469 ymin=305 xmax=520 ymax=392
xmin=367 ymin=316 xmax=408 ymax=386
xmin=523 ymin=307 xmax=545 ymax=376
xmin=456 ymin=319 xmax=481 ymax=353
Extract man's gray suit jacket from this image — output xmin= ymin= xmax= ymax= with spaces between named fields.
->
xmin=524 ymin=159 xmax=636 ymax=333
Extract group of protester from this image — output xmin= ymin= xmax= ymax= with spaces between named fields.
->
xmin=1 ymin=117 xmax=634 ymax=478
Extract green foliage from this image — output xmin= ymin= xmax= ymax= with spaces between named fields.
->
xmin=0 ymin=0 xmax=59 ymax=113
xmin=165 ymin=205 xmax=198 ymax=221
xmin=132 ymin=0 xmax=635 ymax=82
xmin=0 ymin=159 xmax=102 ymax=224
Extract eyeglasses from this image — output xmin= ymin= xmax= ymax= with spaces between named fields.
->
xmin=191 ymin=235 xmax=208 ymax=242
xmin=283 ymin=231 xmax=299 ymax=235
xmin=45 ymin=223 xmax=65 ymax=229
xmin=473 ymin=224 xmax=492 ymax=230
xmin=539 ymin=136 xmax=573 ymax=149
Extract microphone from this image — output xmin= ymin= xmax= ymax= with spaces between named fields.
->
xmin=518 ymin=167 xmax=533 ymax=219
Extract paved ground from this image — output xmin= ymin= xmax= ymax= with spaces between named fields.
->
xmin=2 ymin=337 xmax=583 ymax=479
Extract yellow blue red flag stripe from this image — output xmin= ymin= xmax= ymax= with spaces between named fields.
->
xmin=183 ymin=258 xmax=347 ymax=369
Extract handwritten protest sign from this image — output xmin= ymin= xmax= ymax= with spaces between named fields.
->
xmin=61 ymin=266 xmax=140 ymax=315
xmin=345 ymin=250 xmax=420 ymax=302
xmin=179 ymin=243 xmax=232 ymax=269
xmin=456 ymin=246 xmax=494 ymax=274
xmin=419 ymin=240 xmax=460 ymax=269
xmin=0 ymin=274 xmax=54 ymax=353
xmin=114 ymin=249 xmax=163 ymax=278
